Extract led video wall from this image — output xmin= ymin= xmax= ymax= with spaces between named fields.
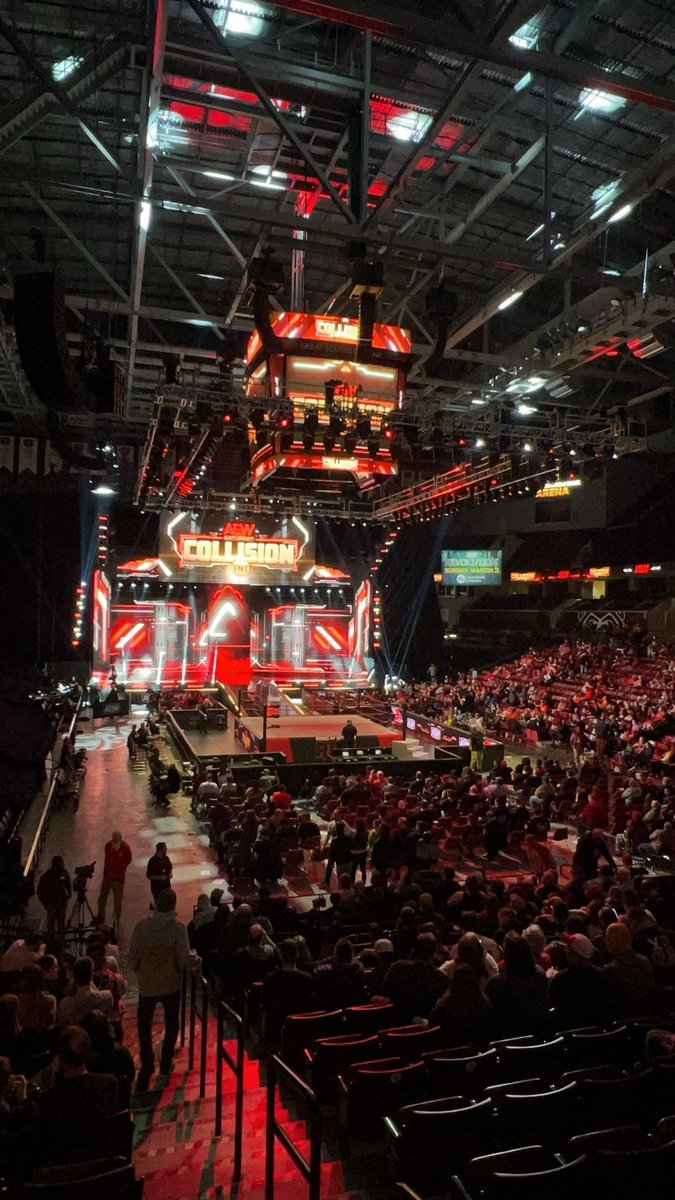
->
xmin=93 ymin=572 xmax=252 ymax=687
xmin=92 ymin=570 xmax=373 ymax=690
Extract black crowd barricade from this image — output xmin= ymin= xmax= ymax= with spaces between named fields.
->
xmin=265 ymin=1054 xmax=322 ymax=1200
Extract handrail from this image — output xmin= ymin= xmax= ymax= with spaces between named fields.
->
xmin=215 ymin=1001 xmax=245 ymax=1186
xmin=265 ymin=1054 xmax=322 ymax=1200
xmin=180 ymin=971 xmax=188 ymax=1049
xmin=188 ymin=973 xmax=209 ymax=1097
xmin=23 ymin=700 xmax=82 ymax=879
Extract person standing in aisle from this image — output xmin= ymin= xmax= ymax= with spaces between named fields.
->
xmin=97 ymin=831 xmax=133 ymax=931
xmin=128 ymin=889 xmax=197 ymax=1091
xmin=126 ymin=725 xmax=138 ymax=761
xmin=146 ymin=842 xmax=173 ymax=902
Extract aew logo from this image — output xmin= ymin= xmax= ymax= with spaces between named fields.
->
xmin=179 ymin=521 xmax=298 ymax=575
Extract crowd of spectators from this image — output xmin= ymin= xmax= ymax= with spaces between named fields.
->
xmin=181 ymin=743 xmax=675 ymax=1061
xmin=394 ymin=636 xmax=675 ymax=768
xmin=4 ymin=640 xmax=675 ymax=1189
xmin=186 ymin=825 xmax=675 ymax=1054
xmin=0 ymin=923 xmax=134 ymax=1180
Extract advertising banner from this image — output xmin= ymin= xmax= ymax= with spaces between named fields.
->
xmin=441 ymin=549 xmax=503 ymax=587
xmin=18 ymin=436 xmax=38 ymax=476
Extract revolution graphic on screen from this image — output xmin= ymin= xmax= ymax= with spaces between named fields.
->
xmin=160 ymin=511 xmax=315 ymax=585
xmin=441 ymin=549 xmax=503 ymax=586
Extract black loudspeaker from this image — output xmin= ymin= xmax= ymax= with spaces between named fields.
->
xmin=13 ymin=271 xmax=87 ymax=411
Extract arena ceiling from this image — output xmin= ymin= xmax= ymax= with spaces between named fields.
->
xmin=1 ymin=0 xmax=675 ymax=471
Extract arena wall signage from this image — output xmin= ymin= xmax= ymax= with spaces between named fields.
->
xmin=535 ymin=478 xmax=583 ymax=498
xmin=441 ymin=549 xmax=503 ymax=587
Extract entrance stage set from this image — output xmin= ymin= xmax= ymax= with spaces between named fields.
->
xmin=89 ymin=306 xmax=460 ymax=776
xmin=91 ymin=514 xmax=373 ymax=694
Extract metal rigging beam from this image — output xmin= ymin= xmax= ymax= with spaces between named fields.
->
xmin=265 ymin=0 xmax=675 ymax=111
xmin=389 ymin=134 xmax=545 ymax=324
xmin=147 ymin=245 xmax=224 ymax=339
xmin=363 ymin=61 xmax=476 ymax=232
xmin=164 ymin=165 xmax=248 ymax=270
xmin=0 ymin=17 xmax=129 ymax=176
xmin=363 ymin=0 xmax=534 ymax=233
xmin=0 ymin=32 xmax=131 ymax=157
xmin=23 ymin=186 xmax=129 ymax=302
xmin=126 ymin=0 xmax=169 ymax=405
xmin=186 ymin=0 xmax=357 ymax=226
xmin=0 ymin=154 xmax=544 ymax=273
xmin=437 ymin=123 xmax=675 ymax=356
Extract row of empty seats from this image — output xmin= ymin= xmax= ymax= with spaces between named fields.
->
xmin=277 ymin=1001 xmax=675 ymax=1199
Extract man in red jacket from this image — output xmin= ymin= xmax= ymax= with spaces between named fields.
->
xmin=97 ymin=830 xmax=133 ymax=930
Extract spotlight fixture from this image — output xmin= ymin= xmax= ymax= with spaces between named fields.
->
xmin=355 ymin=415 xmax=371 ymax=440
xmin=323 ymin=430 xmax=336 ymax=452
xmin=249 ymin=405 xmax=266 ymax=429
xmin=367 ymin=437 xmax=380 ymax=457
xmin=381 ymin=422 xmax=396 ymax=440
xmin=343 ymin=431 xmax=358 ymax=454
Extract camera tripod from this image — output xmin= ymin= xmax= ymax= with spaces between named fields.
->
xmin=66 ymin=887 xmax=96 ymax=953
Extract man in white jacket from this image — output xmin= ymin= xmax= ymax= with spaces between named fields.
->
xmin=129 ymin=888 xmax=198 ymax=1091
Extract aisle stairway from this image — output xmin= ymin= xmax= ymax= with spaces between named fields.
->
xmin=126 ymin=1003 xmax=366 ymax=1200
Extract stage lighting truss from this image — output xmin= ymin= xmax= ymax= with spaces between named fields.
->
xmin=483 ymin=287 xmax=675 ymax=407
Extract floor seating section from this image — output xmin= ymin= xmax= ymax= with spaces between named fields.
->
xmin=278 ymin=1000 xmax=675 ymax=1199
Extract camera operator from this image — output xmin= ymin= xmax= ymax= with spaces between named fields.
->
xmin=37 ymin=856 xmax=71 ymax=940
xmin=97 ymin=831 xmax=132 ymax=930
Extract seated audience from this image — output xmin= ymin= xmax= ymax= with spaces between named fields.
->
xmin=262 ymin=939 xmax=316 ymax=1047
xmin=78 ymin=1010 xmax=135 ymax=1106
xmin=314 ymin=938 xmax=368 ymax=1009
xmin=485 ymin=931 xmax=549 ymax=1036
xmin=36 ymin=1025 xmax=119 ymax=1166
xmin=384 ymin=932 xmax=448 ymax=1022
xmin=56 ymin=956 xmax=114 ymax=1027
